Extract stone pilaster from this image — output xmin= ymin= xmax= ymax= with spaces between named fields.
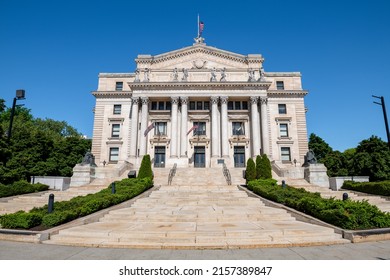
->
xmin=180 ymin=97 xmax=188 ymax=157
xmin=220 ymin=96 xmax=229 ymax=158
xmin=260 ymin=97 xmax=269 ymax=156
xmin=139 ymin=97 xmax=149 ymax=156
xmin=250 ymin=96 xmax=261 ymax=157
xmin=170 ymin=96 xmax=179 ymax=158
xmin=129 ymin=97 xmax=139 ymax=158
xmin=211 ymin=96 xmax=219 ymax=158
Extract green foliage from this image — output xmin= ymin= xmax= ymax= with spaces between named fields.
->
xmin=308 ymin=133 xmax=333 ymax=161
xmin=245 ymin=158 xmax=256 ymax=183
xmin=0 ymin=104 xmax=91 ymax=184
xmin=255 ymin=154 xmax=272 ymax=179
xmin=255 ymin=155 xmax=262 ymax=179
xmin=247 ymin=180 xmax=390 ymax=230
xmin=0 ymin=178 xmax=153 ymax=229
xmin=137 ymin=154 xmax=153 ymax=179
xmin=342 ymin=180 xmax=390 ymax=196
xmin=0 ymin=181 xmax=49 ymax=198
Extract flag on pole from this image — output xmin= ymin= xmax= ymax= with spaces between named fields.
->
xmin=144 ymin=122 xmax=155 ymax=137
xmin=199 ymin=21 xmax=204 ymax=37
xmin=187 ymin=125 xmax=199 ymax=136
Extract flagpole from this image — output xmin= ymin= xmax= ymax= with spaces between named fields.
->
xmin=197 ymin=14 xmax=200 ymax=38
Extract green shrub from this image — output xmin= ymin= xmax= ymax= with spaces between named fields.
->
xmin=245 ymin=158 xmax=256 ymax=183
xmin=255 ymin=155 xmax=262 ymax=179
xmin=262 ymin=154 xmax=272 ymax=179
xmin=42 ymin=210 xmax=79 ymax=227
xmin=0 ymin=211 xmax=42 ymax=229
xmin=138 ymin=154 xmax=153 ymax=179
xmin=342 ymin=180 xmax=390 ymax=196
xmin=0 ymin=180 xmax=49 ymax=198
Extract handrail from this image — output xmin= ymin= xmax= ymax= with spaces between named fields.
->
xmin=222 ymin=163 xmax=232 ymax=185
xmin=168 ymin=163 xmax=177 ymax=185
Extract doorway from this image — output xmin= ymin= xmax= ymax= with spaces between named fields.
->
xmin=194 ymin=146 xmax=206 ymax=168
xmin=154 ymin=146 xmax=166 ymax=168
xmin=234 ymin=146 xmax=246 ymax=167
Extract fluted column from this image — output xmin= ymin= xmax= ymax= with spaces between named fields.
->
xmin=211 ymin=96 xmax=219 ymax=158
xmin=170 ymin=96 xmax=179 ymax=158
xmin=180 ymin=96 xmax=188 ymax=157
xmin=139 ymin=97 xmax=149 ymax=156
xmin=129 ymin=97 xmax=139 ymax=158
xmin=220 ymin=96 xmax=229 ymax=158
xmin=260 ymin=97 xmax=270 ymax=156
xmin=250 ymin=96 xmax=261 ymax=157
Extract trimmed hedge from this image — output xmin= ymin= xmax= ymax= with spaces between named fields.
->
xmin=247 ymin=179 xmax=390 ymax=230
xmin=342 ymin=181 xmax=390 ymax=197
xmin=0 ymin=177 xmax=153 ymax=229
xmin=245 ymin=158 xmax=256 ymax=183
xmin=0 ymin=181 xmax=49 ymax=198
xmin=138 ymin=154 xmax=153 ymax=179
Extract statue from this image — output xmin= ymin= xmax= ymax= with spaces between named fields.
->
xmin=220 ymin=68 xmax=227 ymax=82
xmin=182 ymin=68 xmax=188 ymax=81
xmin=258 ymin=66 xmax=266 ymax=81
xmin=143 ymin=68 xmax=150 ymax=82
xmin=134 ymin=69 xmax=140 ymax=82
xmin=303 ymin=149 xmax=317 ymax=166
xmin=173 ymin=68 xmax=178 ymax=81
xmin=210 ymin=67 xmax=217 ymax=82
xmin=248 ymin=69 xmax=256 ymax=82
xmin=81 ymin=151 xmax=97 ymax=167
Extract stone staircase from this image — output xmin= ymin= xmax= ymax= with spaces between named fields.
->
xmin=283 ymin=178 xmax=390 ymax=213
xmin=45 ymin=172 xmax=348 ymax=248
xmin=0 ymin=178 xmax=113 ymax=216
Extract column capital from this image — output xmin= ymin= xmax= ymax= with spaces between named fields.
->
xmin=180 ymin=96 xmax=189 ymax=104
xmin=171 ymin=96 xmax=179 ymax=104
xmin=260 ymin=97 xmax=268 ymax=105
xmin=249 ymin=96 xmax=259 ymax=104
xmin=131 ymin=97 xmax=139 ymax=104
xmin=210 ymin=96 xmax=219 ymax=104
xmin=141 ymin=97 xmax=149 ymax=105
xmin=220 ymin=96 xmax=229 ymax=104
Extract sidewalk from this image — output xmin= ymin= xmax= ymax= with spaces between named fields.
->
xmin=0 ymin=240 xmax=389 ymax=260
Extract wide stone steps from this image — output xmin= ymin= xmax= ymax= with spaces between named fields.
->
xmin=45 ymin=183 xmax=348 ymax=249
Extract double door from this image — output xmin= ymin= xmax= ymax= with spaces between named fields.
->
xmin=194 ymin=146 xmax=205 ymax=168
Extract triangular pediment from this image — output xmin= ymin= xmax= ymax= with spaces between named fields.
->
xmin=135 ymin=43 xmax=263 ymax=71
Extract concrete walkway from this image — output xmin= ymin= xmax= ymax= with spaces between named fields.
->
xmin=0 ymin=239 xmax=389 ymax=260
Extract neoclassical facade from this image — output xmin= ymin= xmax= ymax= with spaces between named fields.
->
xmin=91 ymin=39 xmax=309 ymax=170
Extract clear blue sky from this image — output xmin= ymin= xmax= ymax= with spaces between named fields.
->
xmin=1 ymin=0 xmax=389 ymax=151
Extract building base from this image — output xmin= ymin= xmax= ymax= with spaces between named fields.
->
xmin=304 ymin=163 xmax=330 ymax=188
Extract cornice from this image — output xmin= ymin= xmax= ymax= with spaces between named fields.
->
xmin=92 ymin=91 xmax=132 ymax=98
xmin=129 ymin=81 xmax=271 ymax=91
xmin=267 ymin=90 xmax=308 ymax=97
xmin=99 ymin=73 xmax=134 ymax=78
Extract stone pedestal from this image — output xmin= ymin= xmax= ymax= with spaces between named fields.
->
xmin=70 ymin=164 xmax=95 ymax=187
xmin=304 ymin=163 xmax=329 ymax=188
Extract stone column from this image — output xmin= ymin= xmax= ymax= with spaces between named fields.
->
xmin=211 ymin=96 xmax=219 ymax=158
xmin=139 ymin=97 xmax=149 ymax=156
xmin=260 ymin=97 xmax=270 ymax=156
xmin=180 ymin=96 xmax=188 ymax=157
xmin=170 ymin=96 xmax=179 ymax=158
xmin=129 ymin=97 xmax=139 ymax=158
xmin=250 ymin=96 xmax=261 ymax=157
xmin=220 ymin=96 xmax=229 ymax=158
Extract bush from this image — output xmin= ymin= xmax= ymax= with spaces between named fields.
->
xmin=255 ymin=155 xmax=262 ymax=179
xmin=245 ymin=158 xmax=256 ymax=183
xmin=138 ymin=154 xmax=153 ymax=179
xmin=342 ymin=180 xmax=390 ymax=196
xmin=247 ymin=180 xmax=390 ymax=230
xmin=261 ymin=154 xmax=272 ymax=179
xmin=0 ymin=180 xmax=49 ymax=198
xmin=0 ymin=211 xmax=42 ymax=229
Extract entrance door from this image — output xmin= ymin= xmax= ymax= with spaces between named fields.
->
xmin=154 ymin=146 xmax=166 ymax=168
xmin=194 ymin=146 xmax=206 ymax=168
xmin=234 ymin=146 xmax=246 ymax=167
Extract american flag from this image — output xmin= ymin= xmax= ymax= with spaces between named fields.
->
xmin=187 ymin=125 xmax=199 ymax=136
xmin=199 ymin=21 xmax=204 ymax=36
xmin=144 ymin=122 xmax=155 ymax=137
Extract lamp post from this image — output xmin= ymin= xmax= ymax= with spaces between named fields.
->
xmin=372 ymin=95 xmax=390 ymax=148
xmin=7 ymin=89 xmax=26 ymax=143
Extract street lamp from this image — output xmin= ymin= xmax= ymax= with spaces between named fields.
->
xmin=372 ymin=95 xmax=390 ymax=148
xmin=7 ymin=89 xmax=26 ymax=143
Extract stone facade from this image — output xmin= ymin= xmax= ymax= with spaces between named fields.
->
xmin=91 ymin=39 xmax=309 ymax=171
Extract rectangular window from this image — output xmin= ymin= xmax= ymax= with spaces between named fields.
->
xmin=232 ymin=122 xmax=245 ymax=135
xmin=113 ymin=104 xmax=121 ymax=115
xmin=111 ymin=124 xmax=120 ymax=138
xmin=276 ymin=81 xmax=284 ymax=90
xmin=278 ymin=104 xmax=287 ymax=114
xmin=165 ymin=101 xmax=171 ymax=111
xmin=158 ymin=101 xmax=165 ymax=110
xmin=189 ymin=101 xmax=209 ymax=110
xmin=189 ymin=101 xmax=196 ymax=110
xmin=154 ymin=122 xmax=167 ymax=136
xmin=109 ymin=147 xmax=119 ymax=162
xmin=228 ymin=101 xmax=248 ymax=110
xmin=281 ymin=147 xmax=291 ymax=162
xmin=242 ymin=101 xmax=248 ymax=110
xmin=228 ymin=101 xmax=234 ymax=110
xmin=203 ymin=101 xmax=210 ymax=110
xmin=279 ymin=123 xmax=288 ymax=137
xmin=115 ymin=82 xmax=123 ymax=91
xmin=193 ymin=121 xmax=206 ymax=135
xmin=151 ymin=102 xmax=157 ymax=110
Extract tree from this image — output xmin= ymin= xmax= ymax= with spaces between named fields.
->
xmin=351 ymin=136 xmax=390 ymax=181
xmin=255 ymin=155 xmax=263 ymax=179
xmin=138 ymin=154 xmax=153 ymax=179
xmin=0 ymin=99 xmax=5 ymax=113
xmin=322 ymin=151 xmax=349 ymax=177
xmin=308 ymin=133 xmax=332 ymax=162
xmin=261 ymin=154 xmax=272 ymax=179
xmin=245 ymin=158 xmax=256 ymax=183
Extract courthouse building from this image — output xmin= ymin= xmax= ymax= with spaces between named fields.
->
xmin=91 ymin=37 xmax=309 ymax=171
